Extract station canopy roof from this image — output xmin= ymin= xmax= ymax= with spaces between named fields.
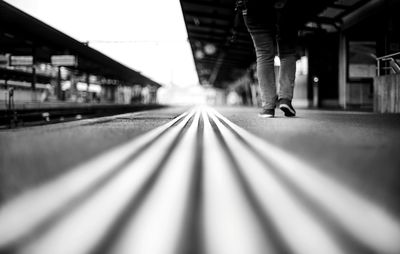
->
xmin=179 ymin=0 xmax=379 ymax=88
xmin=0 ymin=1 xmax=161 ymax=87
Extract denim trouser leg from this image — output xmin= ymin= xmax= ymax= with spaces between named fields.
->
xmin=244 ymin=14 xmax=297 ymax=108
xmin=248 ymin=29 xmax=277 ymax=109
xmin=278 ymin=44 xmax=296 ymax=100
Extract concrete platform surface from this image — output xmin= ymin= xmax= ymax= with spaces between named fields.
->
xmin=0 ymin=106 xmax=399 ymax=254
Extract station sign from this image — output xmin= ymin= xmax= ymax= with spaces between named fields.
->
xmin=0 ymin=55 xmax=9 ymax=66
xmin=51 ymin=55 xmax=78 ymax=66
xmin=10 ymin=55 xmax=33 ymax=66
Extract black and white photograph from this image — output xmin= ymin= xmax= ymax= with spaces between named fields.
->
xmin=0 ymin=0 xmax=400 ymax=253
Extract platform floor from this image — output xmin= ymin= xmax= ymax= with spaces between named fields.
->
xmin=0 ymin=106 xmax=399 ymax=254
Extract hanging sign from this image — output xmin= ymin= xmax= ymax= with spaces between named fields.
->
xmin=0 ymin=55 xmax=9 ymax=66
xmin=51 ymin=55 xmax=77 ymax=66
xmin=10 ymin=55 xmax=33 ymax=66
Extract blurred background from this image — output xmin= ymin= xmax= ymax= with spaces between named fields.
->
xmin=1 ymin=0 xmax=398 ymax=111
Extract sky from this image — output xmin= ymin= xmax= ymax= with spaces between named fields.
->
xmin=4 ymin=0 xmax=199 ymax=87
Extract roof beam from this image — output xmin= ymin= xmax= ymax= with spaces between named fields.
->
xmin=308 ymin=16 xmax=341 ymax=25
xmin=336 ymin=0 xmax=371 ymax=19
xmin=187 ymin=19 xmax=230 ymax=31
xmin=342 ymin=0 xmax=387 ymax=30
xmin=184 ymin=11 xmax=232 ymax=24
xmin=187 ymin=24 xmax=228 ymax=35
xmin=200 ymin=59 xmax=247 ymax=67
xmin=189 ymin=33 xmax=225 ymax=43
xmin=328 ymin=3 xmax=350 ymax=9
xmin=299 ymin=26 xmax=327 ymax=33
xmin=181 ymin=0 xmax=233 ymax=13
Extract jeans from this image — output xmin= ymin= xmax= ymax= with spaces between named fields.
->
xmin=244 ymin=13 xmax=297 ymax=109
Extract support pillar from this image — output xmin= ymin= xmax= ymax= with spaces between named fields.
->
xmin=56 ymin=67 xmax=62 ymax=100
xmin=4 ymin=79 xmax=8 ymax=108
xmin=31 ymin=47 xmax=37 ymax=102
xmin=86 ymin=74 xmax=90 ymax=102
xmin=339 ymin=32 xmax=347 ymax=109
xmin=32 ymin=66 xmax=37 ymax=102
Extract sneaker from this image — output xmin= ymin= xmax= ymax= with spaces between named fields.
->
xmin=279 ymin=99 xmax=296 ymax=117
xmin=258 ymin=108 xmax=275 ymax=118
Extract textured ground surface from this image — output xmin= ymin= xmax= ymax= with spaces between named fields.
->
xmin=1 ymin=106 xmax=399 ymax=209
xmin=1 ymin=106 xmax=400 ymax=254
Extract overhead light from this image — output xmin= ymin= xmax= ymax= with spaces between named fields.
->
xmin=195 ymin=50 xmax=204 ymax=59
xmin=204 ymin=43 xmax=217 ymax=55
xmin=274 ymin=56 xmax=280 ymax=66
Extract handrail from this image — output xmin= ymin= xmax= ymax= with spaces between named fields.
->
xmin=376 ymin=51 xmax=400 ymax=60
xmin=376 ymin=51 xmax=400 ymax=76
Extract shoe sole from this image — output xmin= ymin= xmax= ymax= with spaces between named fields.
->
xmin=258 ymin=114 xmax=274 ymax=118
xmin=279 ymin=104 xmax=296 ymax=117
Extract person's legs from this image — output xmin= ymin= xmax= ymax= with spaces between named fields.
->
xmin=278 ymin=46 xmax=296 ymax=101
xmin=277 ymin=43 xmax=297 ymax=116
xmin=276 ymin=25 xmax=296 ymax=101
xmin=276 ymin=15 xmax=297 ymax=116
xmin=244 ymin=17 xmax=277 ymax=111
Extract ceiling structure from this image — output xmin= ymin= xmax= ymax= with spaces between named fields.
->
xmin=180 ymin=0 xmax=378 ymax=88
xmin=0 ymin=1 xmax=161 ymax=87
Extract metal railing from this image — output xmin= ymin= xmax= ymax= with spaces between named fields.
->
xmin=376 ymin=51 xmax=400 ymax=76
